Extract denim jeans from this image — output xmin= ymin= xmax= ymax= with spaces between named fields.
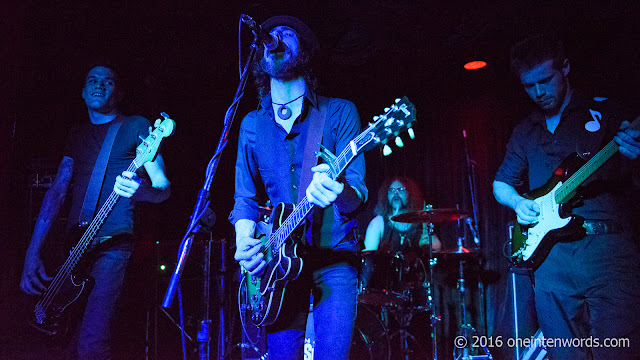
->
xmin=266 ymin=249 xmax=359 ymax=360
xmin=76 ymin=238 xmax=133 ymax=360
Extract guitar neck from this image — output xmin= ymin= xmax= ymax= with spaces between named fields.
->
xmin=555 ymin=115 xmax=640 ymax=203
xmin=68 ymin=161 xmax=139 ymax=267
xmin=554 ymin=138 xmax=618 ymax=204
xmin=271 ymin=142 xmax=359 ymax=248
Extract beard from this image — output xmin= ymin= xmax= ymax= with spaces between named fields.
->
xmin=258 ymin=48 xmax=310 ymax=81
xmin=391 ymin=196 xmax=407 ymax=212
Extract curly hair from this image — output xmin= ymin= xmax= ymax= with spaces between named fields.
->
xmin=374 ymin=176 xmax=424 ymax=219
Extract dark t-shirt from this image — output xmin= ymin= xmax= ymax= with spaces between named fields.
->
xmin=64 ymin=115 xmax=151 ymax=237
xmin=495 ymin=92 xmax=638 ymax=223
xmin=378 ymin=218 xmax=423 ymax=254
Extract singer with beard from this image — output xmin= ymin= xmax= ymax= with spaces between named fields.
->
xmin=230 ymin=15 xmax=367 ymax=360
xmin=364 ymin=177 xmax=441 ymax=253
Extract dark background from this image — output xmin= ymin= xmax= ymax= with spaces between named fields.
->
xmin=2 ymin=1 xmax=640 ymax=359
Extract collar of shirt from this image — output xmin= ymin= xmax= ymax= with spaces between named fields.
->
xmin=529 ymin=90 xmax=590 ymax=128
xmin=258 ymin=87 xmax=319 ymax=119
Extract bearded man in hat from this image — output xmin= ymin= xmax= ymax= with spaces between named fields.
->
xmin=230 ymin=15 xmax=367 ymax=360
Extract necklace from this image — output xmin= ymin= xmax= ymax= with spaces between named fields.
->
xmin=272 ymin=93 xmax=304 ymax=120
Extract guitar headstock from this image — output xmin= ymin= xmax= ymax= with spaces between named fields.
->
xmin=134 ymin=112 xmax=176 ymax=167
xmin=354 ymin=96 xmax=416 ymax=154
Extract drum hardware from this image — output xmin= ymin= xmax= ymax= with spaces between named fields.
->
xmin=390 ymin=208 xmax=470 ymax=224
xmin=452 ymin=236 xmax=491 ymax=360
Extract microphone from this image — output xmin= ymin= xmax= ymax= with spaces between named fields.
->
xmin=465 ymin=217 xmax=480 ymax=245
xmin=241 ymin=14 xmax=280 ymax=51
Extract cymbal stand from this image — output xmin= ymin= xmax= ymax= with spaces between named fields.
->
xmin=453 ymin=252 xmax=491 ymax=360
xmin=424 ymin=220 xmax=440 ymax=360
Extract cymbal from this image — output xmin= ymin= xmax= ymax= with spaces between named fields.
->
xmin=390 ymin=209 xmax=470 ymax=223
xmin=436 ymin=246 xmax=481 ymax=259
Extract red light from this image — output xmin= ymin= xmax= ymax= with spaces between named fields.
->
xmin=464 ymin=61 xmax=487 ymax=70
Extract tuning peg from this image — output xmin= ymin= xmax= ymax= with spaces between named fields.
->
xmin=395 ymin=98 xmax=401 ymax=103
xmin=395 ymin=137 xmax=404 ymax=148
xmin=384 ymin=107 xmax=390 ymax=112
xmin=383 ymin=144 xmax=392 ymax=156
xmin=408 ymin=128 xmax=415 ymax=139
xmin=373 ymin=116 xmax=379 ymax=121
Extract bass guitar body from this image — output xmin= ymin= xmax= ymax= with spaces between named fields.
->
xmin=31 ymin=225 xmax=94 ymax=338
xmin=242 ymin=203 xmax=304 ymax=327
xmin=511 ymin=155 xmax=587 ymax=269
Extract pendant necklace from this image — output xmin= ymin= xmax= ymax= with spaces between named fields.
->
xmin=272 ymin=93 xmax=305 ymax=120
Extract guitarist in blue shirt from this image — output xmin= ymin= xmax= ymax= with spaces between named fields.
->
xmin=230 ymin=15 xmax=367 ymax=360
xmin=494 ymin=34 xmax=640 ymax=359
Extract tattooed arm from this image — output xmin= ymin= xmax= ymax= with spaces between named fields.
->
xmin=21 ymin=156 xmax=73 ymax=295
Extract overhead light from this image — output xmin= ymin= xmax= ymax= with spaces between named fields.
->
xmin=464 ymin=60 xmax=487 ymax=70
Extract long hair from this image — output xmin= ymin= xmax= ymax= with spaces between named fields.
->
xmin=374 ymin=176 xmax=424 ymax=219
xmin=252 ymin=44 xmax=317 ymax=99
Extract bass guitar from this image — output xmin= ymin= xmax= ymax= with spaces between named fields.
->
xmin=240 ymin=97 xmax=417 ymax=326
xmin=511 ymin=115 xmax=640 ymax=269
xmin=31 ymin=114 xmax=175 ymax=337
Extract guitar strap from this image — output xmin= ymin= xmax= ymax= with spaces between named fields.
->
xmin=297 ymin=97 xmax=328 ymax=203
xmin=79 ymin=115 xmax=124 ymax=225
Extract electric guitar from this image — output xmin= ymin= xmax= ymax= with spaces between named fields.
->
xmin=30 ymin=114 xmax=175 ymax=337
xmin=240 ymin=97 xmax=417 ymax=326
xmin=511 ymin=115 xmax=640 ymax=269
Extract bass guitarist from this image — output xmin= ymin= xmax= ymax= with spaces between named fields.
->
xmin=493 ymin=34 xmax=640 ymax=359
xmin=20 ymin=63 xmax=171 ymax=360
xmin=230 ymin=15 xmax=367 ymax=360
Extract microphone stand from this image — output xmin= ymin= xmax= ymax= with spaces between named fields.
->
xmin=458 ymin=130 xmax=491 ymax=360
xmin=162 ymin=18 xmax=263 ymax=360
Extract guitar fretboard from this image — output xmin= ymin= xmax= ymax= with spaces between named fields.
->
xmin=555 ymin=115 xmax=640 ymax=203
xmin=270 ymin=145 xmax=359 ymax=250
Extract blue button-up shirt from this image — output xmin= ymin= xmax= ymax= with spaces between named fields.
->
xmin=230 ymin=89 xmax=367 ymax=250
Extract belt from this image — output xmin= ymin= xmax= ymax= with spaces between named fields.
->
xmin=582 ymin=220 xmax=621 ymax=235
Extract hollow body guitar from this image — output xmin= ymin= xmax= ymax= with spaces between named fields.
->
xmin=30 ymin=115 xmax=175 ymax=338
xmin=511 ymin=115 xmax=640 ymax=269
xmin=240 ymin=97 xmax=417 ymax=326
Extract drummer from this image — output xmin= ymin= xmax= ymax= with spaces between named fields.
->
xmin=364 ymin=177 xmax=441 ymax=253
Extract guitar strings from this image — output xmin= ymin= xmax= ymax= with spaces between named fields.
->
xmin=37 ymin=132 xmax=163 ymax=312
xmin=37 ymin=168 xmax=131 ymax=310
xmin=525 ymin=139 xmax=617 ymax=232
xmin=258 ymin=125 xmax=372 ymax=256
xmin=256 ymin=134 xmax=358 ymax=259
xmin=555 ymin=140 xmax=616 ymax=203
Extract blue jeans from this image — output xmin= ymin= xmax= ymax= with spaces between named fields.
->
xmin=266 ymin=249 xmax=358 ymax=360
xmin=76 ymin=238 xmax=133 ymax=360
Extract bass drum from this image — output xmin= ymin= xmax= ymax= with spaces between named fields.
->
xmin=304 ymin=303 xmax=390 ymax=360
xmin=350 ymin=304 xmax=391 ymax=360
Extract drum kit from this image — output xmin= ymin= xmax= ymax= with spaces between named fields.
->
xmin=355 ymin=206 xmax=492 ymax=360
